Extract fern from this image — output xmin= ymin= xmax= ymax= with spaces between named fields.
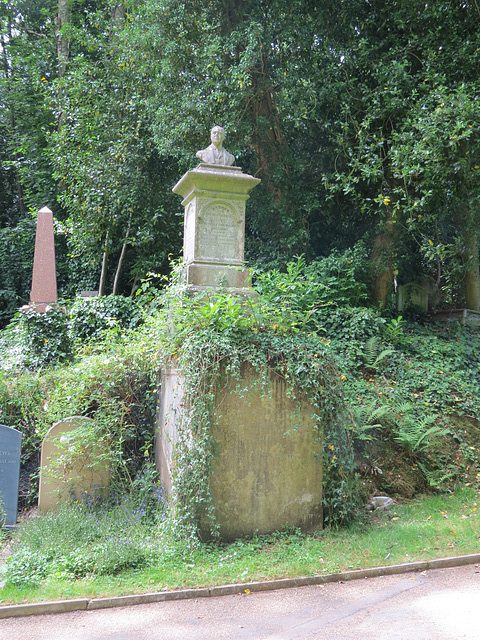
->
xmin=394 ymin=415 xmax=450 ymax=454
xmin=362 ymin=336 xmax=394 ymax=370
xmin=353 ymin=401 xmax=389 ymax=441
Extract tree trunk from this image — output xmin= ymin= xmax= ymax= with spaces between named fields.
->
xmin=112 ymin=213 xmax=132 ymax=296
xmin=371 ymin=205 xmax=398 ymax=306
xmin=463 ymin=230 xmax=480 ymax=310
xmin=220 ymin=1 xmax=299 ymax=251
xmin=455 ymin=143 xmax=480 ymax=311
xmin=1 ymin=31 xmax=26 ymax=216
xmin=56 ymin=0 xmax=71 ymax=79
xmin=98 ymin=229 xmax=110 ymax=297
xmin=457 ymin=200 xmax=480 ymax=311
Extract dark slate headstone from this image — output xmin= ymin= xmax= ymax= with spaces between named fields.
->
xmin=0 ymin=425 xmax=22 ymax=526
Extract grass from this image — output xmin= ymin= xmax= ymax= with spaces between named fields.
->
xmin=0 ymin=486 xmax=479 ymax=606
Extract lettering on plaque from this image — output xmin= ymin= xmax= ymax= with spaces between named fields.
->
xmin=197 ymin=202 xmax=243 ymax=262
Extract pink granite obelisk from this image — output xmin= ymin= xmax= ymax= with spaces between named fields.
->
xmin=30 ymin=206 xmax=57 ymax=312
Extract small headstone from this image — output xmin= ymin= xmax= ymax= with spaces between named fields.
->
xmin=79 ymin=291 xmax=99 ymax=298
xmin=0 ymin=425 xmax=22 ymax=527
xmin=38 ymin=417 xmax=110 ymax=511
xmin=396 ymin=282 xmax=428 ymax=313
xmin=30 ymin=206 xmax=57 ymax=312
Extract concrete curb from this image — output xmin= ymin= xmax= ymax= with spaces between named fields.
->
xmin=1 ymin=553 xmax=480 ymax=619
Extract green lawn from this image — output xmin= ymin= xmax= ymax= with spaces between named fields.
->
xmin=1 ymin=486 xmax=479 ymax=606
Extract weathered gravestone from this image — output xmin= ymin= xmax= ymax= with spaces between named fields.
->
xmin=157 ymin=365 xmax=322 ymax=540
xmin=30 ymin=206 xmax=58 ymax=312
xmin=173 ymin=126 xmax=260 ymax=291
xmin=38 ymin=417 xmax=110 ymax=511
xmin=0 ymin=425 xmax=22 ymax=527
xmin=156 ymin=128 xmax=323 ymax=538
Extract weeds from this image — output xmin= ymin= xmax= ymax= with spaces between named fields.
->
xmin=1 ymin=487 xmax=479 ymax=604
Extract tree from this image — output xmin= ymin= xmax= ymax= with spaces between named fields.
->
xmin=322 ymin=0 xmax=480 ymax=307
xmin=127 ymin=0 xmax=351 ymax=263
xmin=47 ymin=1 xmax=182 ymax=295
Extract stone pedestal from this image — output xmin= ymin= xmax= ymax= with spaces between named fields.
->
xmin=173 ymin=164 xmax=260 ymax=290
xmin=159 ymin=162 xmax=323 ymax=538
xmin=30 ymin=206 xmax=57 ymax=312
xmin=155 ymin=365 xmax=323 ymax=539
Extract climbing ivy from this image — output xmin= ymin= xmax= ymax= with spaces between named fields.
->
xmin=154 ymin=267 xmax=359 ymax=537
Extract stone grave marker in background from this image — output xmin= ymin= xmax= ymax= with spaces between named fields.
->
xmin=30 ymin=206 xmax=57 ymax=312
xmin=39 ymin=417 xmax=110 ymax=511
xmin=0 ymin=425 xmax=22 ymax=527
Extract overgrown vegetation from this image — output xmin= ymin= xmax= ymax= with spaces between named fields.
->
xmin=0 ymin=255 xmax=480 ymax=598
xmin=2 ymin=1 xmax=480 ymax=314
xmin=1 ymin=486 xmax=479 ymax=603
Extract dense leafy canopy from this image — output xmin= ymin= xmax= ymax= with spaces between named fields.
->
xmin=1 ymin=0 xmax=479 ymax=320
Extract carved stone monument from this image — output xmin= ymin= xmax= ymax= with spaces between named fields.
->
xmin=38 ymin=417 xmax=110 ymax=511
xmin=156 ymin=130 xmax=323 ymax=539
xmin=173 ymin=127 xmax=260 ymax=290
xmin=195 ymin=126 xmax=235 ymax=166
xmin=157 ymin=365 xmax=322 ymax=539
xmin=30 ymin=206 xmax=58 ymax=312
xmin=0 ymin=425 xmax=21 ymax=527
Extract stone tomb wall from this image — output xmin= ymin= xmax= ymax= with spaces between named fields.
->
xmin=156 ymin=365 xmax=323 ymax=540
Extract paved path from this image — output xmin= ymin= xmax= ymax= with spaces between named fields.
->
xmin=1 ymin=564 xmax=480 ymax=639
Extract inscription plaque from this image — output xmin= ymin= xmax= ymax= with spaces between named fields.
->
xmin=197 ymin=202 xmax=243 ymax=263
xmin=0 ymin=424 xmax=22 ymax=527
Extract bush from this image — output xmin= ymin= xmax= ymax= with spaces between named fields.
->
xmin=68 ymin=295 xmax=144 ymax=344
xmin=4 ymin=482 xmax=168 ymax=586
xmin=15 ymin=305 xmax=71 ymax=369
xmin=252 ymin=247 xmax=369 ymax=333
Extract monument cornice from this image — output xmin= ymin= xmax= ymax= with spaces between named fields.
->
xmin=173 ymin=164 xmax=261 ymax=204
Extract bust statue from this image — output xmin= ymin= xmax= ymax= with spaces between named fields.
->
xmin=196 ymin=126 xmax=235 ymax=166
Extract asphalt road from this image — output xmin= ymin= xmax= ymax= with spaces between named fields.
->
xmin=1 ymin=563 xmax=480 ymax=640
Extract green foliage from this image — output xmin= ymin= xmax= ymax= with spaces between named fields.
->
xmin=306 ymin=245 xmax=370 ymax=307
xmin=351 ymin=402 xmax=389 ymax=442
xmin=68 ymin=295 xmax=144 ymax=344
xmin=0 ymin=295 xmax=146 ymax=371
xmin=14 ymin=305 xmax=71 ymax=369
xmin=0 ymin=220 xmax=35 ymax=327
xmin=252 ymin=248 xmax=369 ymax=333
xmin=253 ymin=256 xmax=330 ymax=332
xmin=384 ymin=316 xmax=406 ymax=343
xmin=361 ymin=337 xmax=395 ymax=372
xmin=0 ymin=323 xmax=159 ymax=498
xmin=3 ymin=484 xmax=167 ymax=588
xmin=4 ymin=549 xmax=50 ymax=588
xmin=2 ymin=0 xmax=480 ymax=312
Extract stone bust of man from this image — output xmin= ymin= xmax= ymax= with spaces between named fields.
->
xmin=196 ymin=126 xmax=235 ymax=166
